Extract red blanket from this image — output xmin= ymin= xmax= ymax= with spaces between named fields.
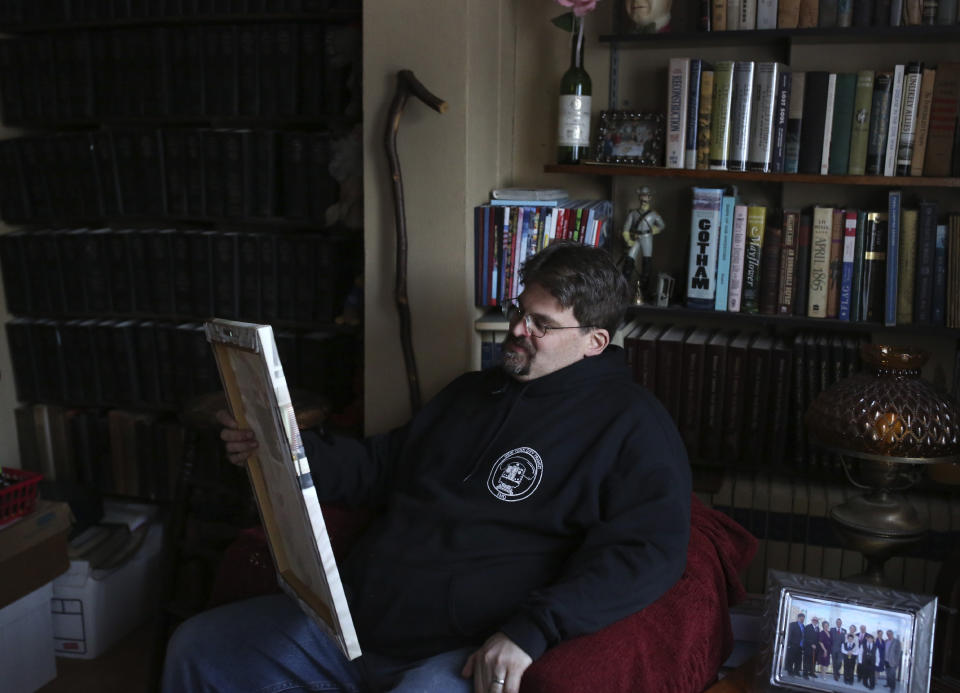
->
xmin=210 ymin=495 xmax=757 ymax=693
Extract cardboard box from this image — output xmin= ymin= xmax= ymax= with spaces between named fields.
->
xmin=0 ymin=582 xmax=57 ymax=693
xmin=52 ymin=522 xmax=163 ymax=659
xmin=0 ymin=500 xmax=72 ymax=608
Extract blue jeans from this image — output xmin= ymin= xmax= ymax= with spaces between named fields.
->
xmin=161 ymin=594 xmax=474 ymax=692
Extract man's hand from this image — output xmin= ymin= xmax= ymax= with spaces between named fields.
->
xmin=461 ymin=632 xmax=532 ymax=693
xmin=216 ymin=409 xmax=258 ymax=465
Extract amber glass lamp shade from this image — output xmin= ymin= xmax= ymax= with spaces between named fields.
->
xmin=805 ymin=344 xmax=960 ymax=585
xmin=806 ymin=344 xmax=960 ymax=462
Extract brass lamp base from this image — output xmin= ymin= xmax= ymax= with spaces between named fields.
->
xmin=830 ymin=491 xmax=927 ymax=586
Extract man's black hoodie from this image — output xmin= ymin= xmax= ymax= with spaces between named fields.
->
xmin=304 ymin=346 xmax=691 ymax=662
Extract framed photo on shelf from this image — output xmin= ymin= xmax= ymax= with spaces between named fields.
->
xmin=760 ymin=570 xmax=937 ymax=693
xmin=591 ymin=110 xmax=664 ymax=166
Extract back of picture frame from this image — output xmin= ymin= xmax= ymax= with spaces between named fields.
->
xmin=204 ymin=318 xmax=361 ymax=661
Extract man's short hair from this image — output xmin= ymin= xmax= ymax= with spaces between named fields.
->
xmin=519 ymin=242 xmax=629 ymax=336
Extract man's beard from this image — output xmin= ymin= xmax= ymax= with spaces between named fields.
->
xmin=500 ymin=334 xmax=534 ymax=376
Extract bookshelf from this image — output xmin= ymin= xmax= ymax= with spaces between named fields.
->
xmin=0 ymin=8 xmax=364 ymax=501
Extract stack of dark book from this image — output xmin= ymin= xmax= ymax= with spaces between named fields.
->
xmin=622 ymin=323 xmax=867 ymax=469
xmin=0 ymin=227 xmax=360 ymax=324
xmin=4 ymin=317 xmax=356 ymax=410
xmin=0 ymin=129 xmax=341 ymax=223
xmin=0 ymin=23 xmax=359 ymax=123
xmin=0 ymin=1 xmax=360 ymax=31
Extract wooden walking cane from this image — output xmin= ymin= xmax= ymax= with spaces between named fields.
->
xmin=384 ymin=70 xmax=447 ymax=413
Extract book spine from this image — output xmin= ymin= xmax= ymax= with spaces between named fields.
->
xmin=799 ymin=0 xmax=820 ymax=24
xmin=923 ymin=63 xmax=959 ymax=177
xmin=798 ymin=71 xmax=830 ymax=175
xmin=747 ymin=62 xmax=780 ymax=172
xmin=866 ymin=72 xmax=893 ymax=175
xmin=826 ymin=208 xmax=845 ymax=318
xmin=685 ymin=59 xmax=703 ymax=170
xmin=727 ymin=61 xmax=756 ymax=172
xmin=728 ymin=0 xmax=743 ymax=27
xmin=933 ymin=223 xmax=948 ymax=324
xmin=709 ymin=62 xmax=735 ymax=170
xmin=828 ymin=73 xmax=857 ymax=175
xmin=915 ymin=200 xmax=938 ymax=324
xmin=883 ymin=64 xmax=906 ymax=176
xmin=910 ymin=67 xmax=937 ymax=176
xmin=741 ymin=205 xmax=767 ymax=313
xmin=853 ymin=0 xmax=875 ymax=23
xmin=820 ymin=73 xmax=838 ymax=174
xmin=895 ymin=62 xmax=924 ymax=175
xmin=741 ymin=0 xmax=758 ymax=28
xmin=885 ymin=190 xmax=902 ymax=326
xmin=862 ymin=212 xmax=889 ymax=322
xmin=807 ymin=207 xmax=833 ymax=317
xmin=792 ymin=213 xmax=812 ymax=315
xmin=821 ymin=0 xmax=840 ymax=24
xmin=938 ymin=0 xmax=958 ymax=21
xmin=714 ymin=194 xmax=736 ymax=311
xmin=758 ymin=212 xmax=783 ymax=314
xmin=838 ymin=210 xmax=858 ymax=320
xmin=728 ymin=204 xmax=749 ymax=311
xmin=779 ymin=0 xmax=801 ymax=26
xmin=711 ymin=0 xmax=728 ymax=30
xmin=785 ymin=71 xmax=806 ymax=173
xmin=850 ymin=210 xmax=868 ymax=320
xmin=686 ymin=187 xmax=725 ymax=309
xmin=847 ymin=70 xmax=875 ymax=175
xmin=897 ymin=208 xmax=918 ymax=324
xmin=838 ymin=0 xmax=855 ymax=23
xmin=696 ymin=69 xmax=715 ymax=169
xmin=778 ymin=210 xmax=799 ymax=313
xmin=757 ymin=0 xmax=779 ymax=26
xmin=667 ymin=58 xmax=690 ymax=169
xmin=771 ymin=69 xmax=792 ymax=173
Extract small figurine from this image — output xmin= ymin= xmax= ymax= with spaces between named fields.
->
xmin=624 ymin=0 xmax=673 ymax=33
xmin=620 ymin=185 xmax=666 ymax=301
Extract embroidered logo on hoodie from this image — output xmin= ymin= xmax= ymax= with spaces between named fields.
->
xmin=487 ymin=447 xmax=543 ymax=502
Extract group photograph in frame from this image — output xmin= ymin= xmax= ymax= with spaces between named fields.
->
xmin=761 ymin=571 xmax=937 ymax=693
xmin=591 ymin=110 xmax=664 ymax=166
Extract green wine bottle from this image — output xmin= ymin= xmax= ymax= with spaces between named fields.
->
xmin=557 ymin=16 xmax=591 ymax=165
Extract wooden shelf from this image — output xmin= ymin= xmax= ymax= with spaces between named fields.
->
xmin=544 ymin=164 xmax=960 ymax=188
xmin=625 ymin=304 xmax=960 ymax=337
xmin=599 ymin=24 xmax=960 ymax=46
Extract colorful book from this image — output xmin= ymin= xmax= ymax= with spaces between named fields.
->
xmin=779 ymin=0 xmax=802 ymax=26
xmin=828 ymin=73 xmax=857 ymax=175
xmin=747 ymin=62 xmax=782 ymax=173
xmin=933 ymin=222 xmax=948 ymax=324
xmin=714 ymin=191 xmax=737 ymax=311
xmin=667 ymin=57 xmax=691 ymax=169
xmin=884 ymin=190 xmax=902 ymax=326
xmin=909 ymin=67 xmax=937 ymax=176
xmin=777 ymin=209 xmax=800 ymax=314
xmin=897 ymin=207 xmax=918 ymax=324
xmin=838 ymin=210 xmax=858 ymax=320
xmin=784 ymin=71 xmax=806 ymax=173
xmin=807 ymin=206 xmax=833 ymax=317
xmin=847 ymin=69 xmax=875 ymax=175
xmin=923 ymin=62 xmax=960 ymax=177
xmin=826 ymin=207 xmax=845 ymax=318
xmin=849 ymin=210 xmax=868 ymax=321
xmin=883 ymin=63 xmax=906 ymax=176
xmin=727 ymin=61 xmax=756 ymax=172
xmin=686 ymin=187 xmax=725 ymax=309
xmin=792 ymin=211 xmax=813 ymax=316
xmin=696 ymin=68 xmax=715 ymax=169
xmin=728 ymin=204 xmax=749 ymax=312
xmin=709 ymin=61 xmax=736 ymax=170
xmin=895 ymin=62 xmax=924 ymax=176
xmin=741 ymin=205 xmax=767 ymax=313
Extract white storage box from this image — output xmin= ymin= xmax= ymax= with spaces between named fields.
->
xmin=51 ymin=522 xmax=163 ymax=659
xmin=0 ymin=581 xmax=57 ymax=693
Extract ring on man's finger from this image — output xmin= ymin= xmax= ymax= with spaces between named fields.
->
xmin=492 ymin=678 xmax=505 ymax=686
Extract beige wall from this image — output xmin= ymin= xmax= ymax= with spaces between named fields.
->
xmin=361 ymin=0 xmax=609 ymax=434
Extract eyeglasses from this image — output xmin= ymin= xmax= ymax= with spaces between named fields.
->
xmin=500 ymin=297 xmax=594 ymax=338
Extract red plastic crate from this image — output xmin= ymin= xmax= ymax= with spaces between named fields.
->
xmin=0 ymin=468 xmax=43 ymax=525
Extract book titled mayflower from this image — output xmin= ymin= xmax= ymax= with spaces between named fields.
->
xmin=686 ymin=187 xmax=725 ymax=309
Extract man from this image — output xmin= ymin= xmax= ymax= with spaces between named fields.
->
xmin=830 ymin=618 xmax=844 ymax=681
xmin=624 ymin=0 xmax=673 ymax=32
xmin=858 ymin=624 xmax=869 ymax=681
xmin=786 ymin=613 xmax=806 ymax=676
xmin=885 ymin=630 xmax=902 ymax=691
xmin=162 ymin=243 xmax=692 ymax=693
xmin=802 ymin=616 xmax=820 ymax=678
xmin=861 ymin=634 xmax=879 ymax=689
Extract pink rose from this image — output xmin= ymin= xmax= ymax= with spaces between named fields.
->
xmin=554 ymin=0 xmax=599 ymax=16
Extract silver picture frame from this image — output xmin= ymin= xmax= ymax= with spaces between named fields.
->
xmin=761 ymin=570 xmax=937 ymax=693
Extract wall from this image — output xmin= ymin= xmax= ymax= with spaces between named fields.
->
xmin=0 ymin=124 xmax=20 ymax=467
xmin=361 ymin=0 xmax=608 ymax=434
